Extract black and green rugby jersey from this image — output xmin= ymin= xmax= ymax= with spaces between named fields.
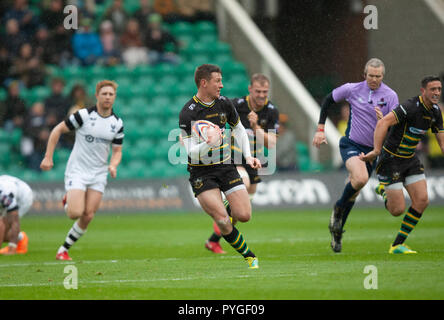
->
xmin=383 ymin=95 xmax=444 ymax=158
xmin=230 ymin=96 xmax=279 ymax=163
xmin=179 ymin=95 xmax=240 ymax=166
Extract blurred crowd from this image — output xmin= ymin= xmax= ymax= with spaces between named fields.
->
xmin=0 ymin=0 xmax=214 ymax=172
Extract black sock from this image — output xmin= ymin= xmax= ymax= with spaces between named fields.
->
xmin=223 ymin=226 xmax=255 ymax=258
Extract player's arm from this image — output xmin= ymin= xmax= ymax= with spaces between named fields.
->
xmin=312 ymin=92 xmax=336 ymax=148
xmin=360 ymin=111 xmax=398 ymax=162
xmin=108 ymin=145 xmax=122 ymax=178
xmin=248 ymin=112 xmax=277 ymax=148
xmin=232 ymin=121 xmax=261 ymax=169
xmin=40 ymin=121 xmax=70 ymax=171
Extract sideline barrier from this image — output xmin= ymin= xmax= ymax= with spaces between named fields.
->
xmin=28 ymin=170 xmax=444 ymax=214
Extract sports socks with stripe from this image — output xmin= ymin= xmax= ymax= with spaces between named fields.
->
xmin=58 ymin=221 xmax=86 ymax=254
xmin=392 ymin=206 xmax=422 ymax=246
xmin=222 ymin=226 xmax=255 ymax=258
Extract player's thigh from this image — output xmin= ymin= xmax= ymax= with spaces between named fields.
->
xmin=385 ymin=184 xmax=406 ymax=215
xmin=197 ymin=188 xmax=227 ymax=220
xmin=67 ymin=189 xmax=86 ymax=214
xmin=85 ymin=188 xmax=104 ymax=215
xmin=345 ymin=156 xmax=369 ymax=188
xmin=236 ymin=166 xmax=251 ymax=189
xmin=405 ymin=177 xmax=428 ymax=211
xmin=225 ymin=187 xmax=251 ymax=222
xmin=248 ymin=183 xmax=257 ymax=196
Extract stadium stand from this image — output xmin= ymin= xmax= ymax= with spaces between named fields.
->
xmin=0 ymin=0 xmax=317 ymax=182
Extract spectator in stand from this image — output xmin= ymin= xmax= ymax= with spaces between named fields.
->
xmin=11 ymin=42 xmax=46 ymax=89
xmin=3 ymin=0 xmax=39 ymax=38
xmin=153 ymin=0 xmax=178 ymax=23
xmin=44 ymin=78 xmax=71 ymax=128
xmin=0 ymin=81 xmax=27 ymax=132
xmin=22 ymin=102 xmax=51 ymax=171
xmin=99 ymin=20 xmax=121 ymax=66
xmin=68 ymin=84 xmax=94 ymax=115
xmin=40 ymin=0 xmax=65 ymax=31
xmin=144 ymin=13 xmax=180 ymax=65
xmin=120 ymin=18 xmax=149 ymax=67
xmin=41 ymin=0 xmax=75 ymax=66
xmin=72 ymin=17 xmax=103 ymax=66
xmin=133 ymin=0 xmax=154 ymax=30
xmin=176 ymin=0 xmax=215 ymax=22
xmin=64 ymin=84 xmax=94 ymax=148
xmin=336 ymin=102 xmax=350 ymax=136
xmin=0 ymin=45 xmax=11 ymax=89
xmin=275 ymin=114 xmax=297 ymax=172
xmin=103 ymin=0 xmax=129 ymax=35
xmin=2 ymin=19 xmax=28 ymax=58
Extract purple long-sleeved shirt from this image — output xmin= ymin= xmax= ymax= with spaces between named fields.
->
xmin=332 ymin=81 xmax=399 ymax=147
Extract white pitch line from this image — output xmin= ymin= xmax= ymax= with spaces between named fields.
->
xmin=0 ymin=273 xmax=295 ymax=288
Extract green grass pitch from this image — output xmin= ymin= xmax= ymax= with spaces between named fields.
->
xmin=1 ymin=207 xmax=444 ymax=300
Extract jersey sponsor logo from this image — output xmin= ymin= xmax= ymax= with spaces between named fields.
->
xmin=220 ymin=113 xmax=227 ymax=125
xmin=189 ymin=103 xmax=196 ymax=110
xmin=85 ymin=135 xmax=94 ymax=143
xmin=409 ymin=127 xmax=426 ymax=135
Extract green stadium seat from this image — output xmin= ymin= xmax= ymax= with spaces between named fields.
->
xmin=193 ymin=21 xmax=217 ymax=37
xmin=170 ymin=22 xmax=194 ymax=37
xmin=0 ymin=143 xmax=10 ymax=167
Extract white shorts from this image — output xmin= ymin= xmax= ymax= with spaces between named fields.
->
xmin=65 ymin=174 xmax=107 ymax=194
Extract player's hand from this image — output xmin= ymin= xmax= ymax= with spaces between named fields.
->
xmin=206 ymin=126 xmax=222 ymax=146
xmin=40 ymin=157 xmax=53 ymax=171
xmin=359 ymin=150 xmax=379 ymax=163
xmin=246 ymin=156 xmax=262 ymax=169
xmin=375 ymin=107 xmax=383 ymax=120
xmin=247 ymin=111 xmax=259 ymax=129
xmin=108 ymin=165 xmax=117 ymax=178
xmin=312 ymin=131 xmax=327 ymax=148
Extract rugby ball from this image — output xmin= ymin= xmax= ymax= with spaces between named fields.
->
xmin=192 ymin=120 xmax=219 ymax=143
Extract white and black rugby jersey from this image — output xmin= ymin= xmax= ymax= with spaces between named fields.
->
xmin=0 ymin=175 xmax=29 ymax=214
xmin=64 ymin=106 xmax=124 ymax=176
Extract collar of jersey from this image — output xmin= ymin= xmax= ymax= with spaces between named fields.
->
xmin=419 ymin=96 xmax=432 ymax=112
xmin=246 ymin=95 xmax=268 ymax=113
xmin=193 ymin=96 xmax=215 ymax=108
xmin=92 ymin=105 xmax=116 ymax=118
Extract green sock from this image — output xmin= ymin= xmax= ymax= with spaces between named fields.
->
xmin=223 ymin=226 xmax=255 ymax=258
xmin=393 ymin=207 xmax=422 ymax=246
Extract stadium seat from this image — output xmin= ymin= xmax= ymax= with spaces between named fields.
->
xmin=170 ymin=22 xmax=194 ymax=37
xmin=193 ymin=21 xmax=217 ymax=37
xmin=0 ymin=143 xmax=10 ymax=167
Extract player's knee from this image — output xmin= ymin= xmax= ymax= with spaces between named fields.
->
xmin=66 ymin=209 xmax=83 ymax=220
xmin=412 ymin=196 xmax=429 ymax=212
xmin=388 ymin=203 xmax=405 ymax=217
xmin=351 ymin=175 xmax=368 ymax=190
xmin=233 ymin=209 xmax=251 ymax=223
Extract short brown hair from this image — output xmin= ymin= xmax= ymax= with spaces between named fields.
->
xmin=250 ymin=73 xmax=270 ymax=86
xmin=194 ymin=64 xmax=222 ymax=88
xmin=96 ymin=80 xmax=118 ymax=95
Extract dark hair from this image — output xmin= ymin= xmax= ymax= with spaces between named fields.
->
xmin=421 ymin=75 xmax=441 ymax=88
xmin=194 ymin=64 xmax=222 ymax=88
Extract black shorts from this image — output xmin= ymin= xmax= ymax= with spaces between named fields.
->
xmin=188 ymin=164 xmax=245 ymax=197
xmin=239 ymin=164 xmax=261 ymax=184
xmin=375 ymin=150 xmax=425 ymax=186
